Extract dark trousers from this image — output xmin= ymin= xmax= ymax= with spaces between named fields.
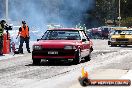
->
xmin=0 ymin=36 xmax=3 ymax=54
xmin=18 ymin=36 xmax=30 ymax=53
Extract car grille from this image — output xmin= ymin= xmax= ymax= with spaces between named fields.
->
xmin=42 ymin=48 xmax=63 ymax=51
xmin=33 ymin=48 xmax=75 ymax=56
xmin=116 ymin=39 xmax=128 ymax=42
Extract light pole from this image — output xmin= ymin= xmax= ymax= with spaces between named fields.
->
xmin=118 ymin=0 xmax=121 ymax=27
xmin=6 ymin=0 xmax=8 ymax=23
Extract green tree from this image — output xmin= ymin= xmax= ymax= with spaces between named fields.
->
xmin=94 ymin=0 xmax=132 ymax=26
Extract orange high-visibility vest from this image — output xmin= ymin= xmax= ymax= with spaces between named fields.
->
xmin=19 ymin=26 xmax=29 ymax=38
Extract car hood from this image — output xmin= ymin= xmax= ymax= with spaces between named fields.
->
xmin=33 ymin=40 xmax=82 ymax=48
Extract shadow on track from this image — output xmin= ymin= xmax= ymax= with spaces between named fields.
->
xmin=25 ymin=61 xmax=73 ymax=66
xmin=25 ymin=59 xmax=88 ymax=66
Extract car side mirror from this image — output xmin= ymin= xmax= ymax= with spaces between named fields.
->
xmin=87 ymin=37 xmax=90 ymax=41
xmin=37 ymin=39 xmax=40 ymax=41
xmin=82 ymin=39 xmax=86 ymax=42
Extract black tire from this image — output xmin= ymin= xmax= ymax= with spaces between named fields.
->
xmin=108 ymin=41 xmax=111 ymax=45
xmin=32 ymin=58 xmax=41 ymax=65
xmin=90 ymin=47 xmax=93 ymax=52
xmin=73 ymin=49 xmax=81 ymax=64
xmin=85 ymin=53 xmax=91 ymax=62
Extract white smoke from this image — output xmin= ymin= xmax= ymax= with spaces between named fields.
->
xmin=7 ymin=0 xmax=95 ymax=40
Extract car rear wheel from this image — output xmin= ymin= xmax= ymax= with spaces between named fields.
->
xmin=32 ymin=58 xmax=41 ymax=65
xmin=73 ymin=49 xmax=81 ymax=64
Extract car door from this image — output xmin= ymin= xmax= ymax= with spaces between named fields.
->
xmin=79 ymin=31 xmax=90 ymax=57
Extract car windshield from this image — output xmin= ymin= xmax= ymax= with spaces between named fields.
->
xmin=112 ymin=30 xmax=132 ymax=35
xmin=42 ymin=30 xmax=81 ymax=40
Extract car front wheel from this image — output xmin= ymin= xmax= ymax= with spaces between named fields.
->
xmin=73 ymin=49 xmax=81 ymax=64
xmin=85 ymin=53 xmax=91 ymax=62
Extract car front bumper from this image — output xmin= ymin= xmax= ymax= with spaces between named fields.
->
xmin=32 ymin=49 xmax=77 ymax=60
xmin=109 ymin=41 xmax=132 ymax=45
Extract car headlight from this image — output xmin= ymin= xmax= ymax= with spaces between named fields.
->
xmin=33 ymin=45 xmax=42 ymax=50
xmin=64 ymin=45 xmax=76 ymax=50
xmin=111 ymin=38 xmax=116 ymax=42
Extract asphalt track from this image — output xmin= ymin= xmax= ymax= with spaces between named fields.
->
xmin=0 ymin=39 xmax=132 ymax=88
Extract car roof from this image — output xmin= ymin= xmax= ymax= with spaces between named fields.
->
xmin=47 ymin=28 xmax=83 ymax=31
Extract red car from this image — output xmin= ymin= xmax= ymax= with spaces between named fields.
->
xmin=32 ymin=28 xmax=93 ymax=65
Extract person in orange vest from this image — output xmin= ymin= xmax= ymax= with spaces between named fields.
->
xmin=0 ymin=20 xmax=6 ymax=56
xmin=17 ymin=21 xmax=31 ymax=54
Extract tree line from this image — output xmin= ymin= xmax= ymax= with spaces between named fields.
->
xmin=0 ymin=0 xmax=132 ymax=27
xmin=91 ymin=0 xmax=132 ymax=27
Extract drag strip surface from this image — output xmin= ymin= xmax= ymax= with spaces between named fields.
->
xmin=0 ymin=39 xmax=132 ymax=88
